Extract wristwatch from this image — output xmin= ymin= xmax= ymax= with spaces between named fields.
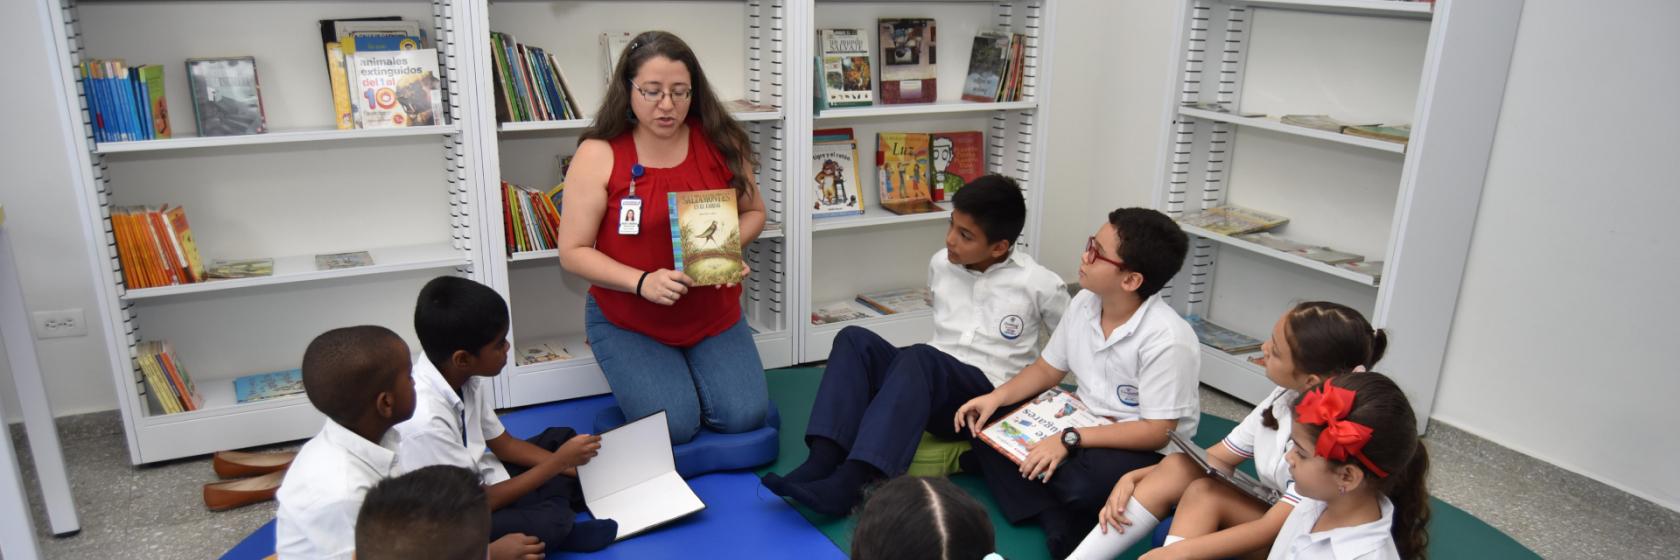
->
xmin=1061 ymin=427 xmax=1081 ymax=453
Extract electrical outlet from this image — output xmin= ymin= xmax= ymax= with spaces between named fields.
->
xmin=32 ymin=308 xmax=87 ymax=339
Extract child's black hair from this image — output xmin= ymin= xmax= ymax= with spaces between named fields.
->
xmin=414 ymin=276 xmax=509 ymax=370
xmin=1105 ymin=207 xmax=1190 ymax=298
xmin=355 ymin=465 xmax=490 ymax=560
xmin=851 ymin=476 xmax=995 ymax=560
xmin=1294 ymin=372 xmax=1431 ymax=560
xmin=950 ymin=174 xmax=1027 ymax=248
xmin=300 ymin=325 xmax=408 ymax=428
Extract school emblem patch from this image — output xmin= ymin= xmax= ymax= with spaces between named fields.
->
xmin=1117 ymin=384 xmax=1140 ymax=407
xmin=999 ymin=314 xmax=1025 ymax=340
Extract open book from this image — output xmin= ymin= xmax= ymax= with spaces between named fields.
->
xmin=1167 ymin=430 xmax=1282 ymax=505
xmin=577 ymin=411 xmax=706 ymax=540
xmin=978 ymin=388 xmax=1112 ymax=465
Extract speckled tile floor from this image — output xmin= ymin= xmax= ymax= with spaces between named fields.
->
xmin=9 ymin=385 xmax=1680 ymax=559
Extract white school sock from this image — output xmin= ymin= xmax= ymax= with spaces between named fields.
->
xmin=1066 ymin=497 xmax=1160 ymax=559
xmin=1162 ymin=535 xmax=1185 ymax=547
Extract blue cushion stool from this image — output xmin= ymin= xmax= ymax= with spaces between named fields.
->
xmin=592 ymin=403 xmax=781 ymax=478
xmin=1152 ymin=514 xmax=1174 ymax=548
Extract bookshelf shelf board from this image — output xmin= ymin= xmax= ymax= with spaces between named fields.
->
xmin=1230 ymin=0 xmax=1434 ymax=19
xmin=121 ymin=242 xmax=470 ymax=301
xmin=815 ymin=100 xmax=1037 ymax=121
xmin=138 ymin=390 xmax=308 ymax=427
xmin=510 ymin=249 xmax=560 ymax=263
xmin=95 ymin=125 xmax=462 ymax=154
xmin=1178 ymin=224 xmax=1379 ymax=287
xmin=760 ymin=223 xmax=785 ymax=239
xmin=811 ymin=206 xmax=951 ymax=233
xmin=1178 ymin=108 xmax=1407 ymax=154
xmin=498 ymin=110 xmax=783 ymax=133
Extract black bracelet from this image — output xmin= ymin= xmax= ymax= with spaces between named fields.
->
xmin=636 ymin=271 xmax=652 ymax=297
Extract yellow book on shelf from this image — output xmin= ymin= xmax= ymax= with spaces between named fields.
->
xmin=326 ymin=42 xmax=354 ymax=130
xmin=137 ymin=350 xmax=181 ymax=415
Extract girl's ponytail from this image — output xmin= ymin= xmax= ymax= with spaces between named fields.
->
xmin=1390 ymin=441 xmax=1431 ymax=560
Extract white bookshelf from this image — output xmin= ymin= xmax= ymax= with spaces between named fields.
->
xmin=793 ymin=0 xmax=1057 ymax=362
xmin=1152 ymin=0 xmax=1522 ymax=430
xmin=94 ymin=124 xmax=464 ymax=154
xmin=121 ymin=243 xmax=471 ymax=300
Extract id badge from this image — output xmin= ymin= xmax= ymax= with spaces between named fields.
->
xmin=617 ymin=196 xmax=642 ymax=236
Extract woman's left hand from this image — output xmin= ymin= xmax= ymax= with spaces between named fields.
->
xmin=1019 ymin=436 xmax=1069 ymax=483
xmin=718 ymin=264 xmax=752 ymax=289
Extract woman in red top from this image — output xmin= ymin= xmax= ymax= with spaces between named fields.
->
xmin=559 ymin=31 xmax=769 ymax=443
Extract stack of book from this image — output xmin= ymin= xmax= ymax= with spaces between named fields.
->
xmin=875 ymin=130 xmax=985 ymax=213
xmin=112 ymin=206 xmax=205 ymax=290
xmin=1176 ymin=205 xmax=1290 ymax=236
xmin=1186 ymin=315 xmax=1264 ymax=355
xmin=961 ymin=29 xmax=1030 ymax=103
xmin=812 ymin=288 xmax=933 ymax=325
xmin=1279 ymin=114 xmax=1411 ymax=145
xmin=503 ymin=181 xmax=563 ymax=255
xmin=137 ymin=341 xmax=202 ymax=415
xmin=81 ymin=60 xmax=170 ymax=142
xmin=491 ymin=32 xmax=582 ymax=123
xmin=319 ymin=18 xmax=444 ymax=130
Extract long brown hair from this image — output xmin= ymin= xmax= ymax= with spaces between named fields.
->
xmin=1294 ymin=373 xmax=1431 ymax=560
xmin=1264 ymin=301 xmax=1388 ymax=429
xmin=580 ymin=31 xmax=757 ymax=200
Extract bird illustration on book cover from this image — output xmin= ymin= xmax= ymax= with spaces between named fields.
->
xmin=668 ymin=189 xmax=744 ymax=287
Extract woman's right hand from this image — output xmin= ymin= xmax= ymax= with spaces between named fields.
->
xmin=639 ymin=268 xmax=694 ymax=306
xmin=1098 ymin=472 xmax=1141 ymax=534
xmin=953 ymin=393 xmax=1003 ymax=436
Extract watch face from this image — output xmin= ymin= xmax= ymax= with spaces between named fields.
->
xmin=1063 ymin=431 xmax=1078 ymax=446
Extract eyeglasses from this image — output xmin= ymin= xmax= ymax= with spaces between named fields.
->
xmin=629 ymin=81 xmax=693 ymax=104
xmin=1083 ymin=236 xmax=1126 ymax=268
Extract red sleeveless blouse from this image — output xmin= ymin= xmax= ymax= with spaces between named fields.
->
xmin=589 ymin=118 xmax=743 ymax=347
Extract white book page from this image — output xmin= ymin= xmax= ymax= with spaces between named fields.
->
xmin=578 ymin=411 xmax=676 ymax=499
xmin=586 ymin=471 xmax=705 ymax=540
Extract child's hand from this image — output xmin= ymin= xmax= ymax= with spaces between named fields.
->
xmin=488 ymin=533 xmax=545 ymax=560
xmin=555 ymin=434 xmax=603 ymax=468
xmin=1019 ymin=436 xmax=1068 ymax=483
xmin=1098 ymin=473 xmax=1139 ymax=534
xmin=953 ymin=393 xmax=1003 ymax=436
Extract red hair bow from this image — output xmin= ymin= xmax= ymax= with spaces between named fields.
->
xmin=1295 ymin=379 xmax=1389 ymax=478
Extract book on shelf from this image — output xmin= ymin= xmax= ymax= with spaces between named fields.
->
xmin=234 ymin=369 xmax=304 ymax=404
xmin=1183 ymin=101 xmax=1264 ymax=118
xmin=82 ymin=60 xmax=171 ymax=142
xmin=113 ymin=206 xmax=204 ymax=290
xmin=668 ymin=189 xmax=745 ymax=287
xmin=876 ymin=132 xmax=942 ymax=215
xmin=315 ymin=251 xmax=374 ymax=270
xmin=1169 ymin=430 xmax=1282 ymax=505
xmin=878 ymin=19 xmax=937 ymax=105
xmin=1177 ymin=205 xmax=1289 ymax=236
xmin=600 ymin=31 xmax=636 ymax=82
xmin=1234 ymin=233 xmax=1364 ymax=265
xmin=812 ymin=128 xmax=864 ymax=219
xmin=1279 ymin=114 xmax=1376 ymax=134
xmin=1186 ymin=315 xmax=1264 ymax=354
xmin=186 ymin=57 xmax=267 ymax=137
xmin=724 ymin=99 xmax=776 ymax=114
xmin=205 ymin=258 xmax=274 ymax=279
xmin=1342 ymin=124 xmax=1411 ymax=144
xmin=519 ymin=344 xmax=575 ymax=366
xmin=138 ymin=340 xmax=201 ymax=415
xmin=1337 ymin=260 xmax=1385 ymax=283
xmin=818 ymin=29 xmax=873 ymax=109
xmin=930 ymin=131 xmax=984 ymax=201
xmin=350 ymin=49 xmax=443 ymax=128
xmin=962 ymin=31 xmax=1011 ymax=103
xmin=978 ymin=387 xmax=1112 ymax=465
xmin=856 ymin=287 xmax=933 ymax=315
xmin=504 ymin=181 xmax=562 ymax=255
xmin=493 ymin=32 xmax=582 ymax=123
xmin=812 ymin=300 xmax=882 ymax=325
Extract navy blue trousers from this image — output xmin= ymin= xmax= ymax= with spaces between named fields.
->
xmin=806 ymin=326 xmax=995 ymax=476
xmin=490 ymin=427 xmax=585 ymax=552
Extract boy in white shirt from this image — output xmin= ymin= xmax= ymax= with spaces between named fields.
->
xmin=954 ymin=207 xmax=1199 ymax=558
xmin=396 ymin=276 xmax=613 ymax=554
xmin=275 ymin=326 xmax=417 ymax=560
xmin=764 ymin=175 xmax=1071 ymax=516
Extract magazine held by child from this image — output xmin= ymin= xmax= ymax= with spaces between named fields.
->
xmin=978 ymin=387 xmax=1113 ymax=464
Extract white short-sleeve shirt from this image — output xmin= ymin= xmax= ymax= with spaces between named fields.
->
xmin=1268 ymin=495 xmax=1401 ymax=560
xmin=1221 ymin=387 xmax=1305 ymax=505
xmin=1040 ymin=290 xmax=1200 ymax=452
xmin=395 ymin=356 xmax=511 ymax=485
xmin=275 ymin=421 xmax=401 ymax=560
xmin=927 ymin=249 xmax=1072 ymax=387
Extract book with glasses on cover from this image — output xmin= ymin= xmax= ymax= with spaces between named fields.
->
xmin=577 ymin=410 xmax=706 ymax=540
xmin=878 ymin=19 xmax=937 ymax=104
xmin=1169 ymin=430 xmax=1282 ymax=505
xmin=875 ymin=132 xmax=941 ymax=215
xmin=185 ymin=57 xmax=266 ymax=136
xmin=1186 ymin=315 xmax=1264 ymax=354
xmin=929 ymin=131 xmax=984 ymax=201
xmin=812 ymin=128 xmax=864 ymax=219
xmin=818 ymin=29 xmax=873 ymax=108
xmin=668 ymin=189 xmax=745 ymax=287
xmin=234 ymin=369 xmax=304 ymax=404
xmin=1177 ymin=205 xmax=1289 ymax=236
xmin=978 ymin=387 xmax=1113 ymax=465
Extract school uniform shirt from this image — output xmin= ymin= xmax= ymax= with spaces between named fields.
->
xmin=1268 ymin=495 xmax=1401 ymax=560
xmin=275 ymin=420 xmax=402 ymax=560
xmin=927 ymin=249 xmax=1072 ymax=387
xmin=1040 ymin=290 xmax=1200 ymax=453
xmin=395 ymin=356 xmax=512 ymax=485
xmin=1221 ymin=387 xmax=1306 ymax=506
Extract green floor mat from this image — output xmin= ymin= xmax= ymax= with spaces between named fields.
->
xmin=759 ymin=367 xmax=1537 ymax=559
